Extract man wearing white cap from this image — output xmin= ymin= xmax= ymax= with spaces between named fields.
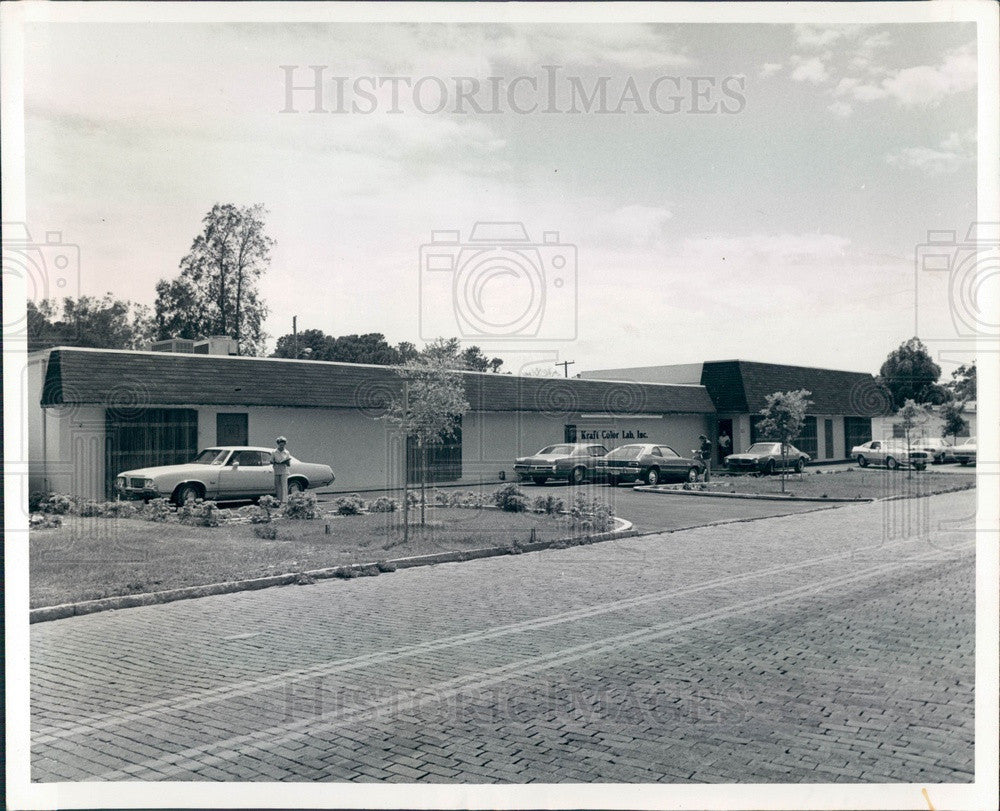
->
xmin=270 ymin=436 xmax=292 ymax=502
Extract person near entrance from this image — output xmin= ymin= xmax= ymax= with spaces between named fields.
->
xmin=698 ymin=434 xmax=713 ymax=483
xmin=270 ymin=436 xmax=292 ymax=502
xmin=717 ymin=429 xmax=732 ymax=466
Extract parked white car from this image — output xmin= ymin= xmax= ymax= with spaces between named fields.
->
xmin=851 ymin=440 xmax=929 ymax=471
xmin=953 ymin=437 xmax=977 ymax=466
xmin=115 ymin=446 xmax=335 ymax=504
xmin=909 ymin=437 xmax=956 ymax=464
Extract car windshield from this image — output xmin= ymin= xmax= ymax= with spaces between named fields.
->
xmin=192 ymin=448 xmax=229 ymax=465
xmin=747 ymin=443 xmax=778 ymax=454
xmin=538 ymin=445 xmax=575 ymax=455
xmin=962 ymin=437 xmax=976 ymax=446
xmin=606 ymin=445 xmax=645 ymax=460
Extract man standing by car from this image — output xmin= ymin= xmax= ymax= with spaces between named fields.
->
xmin=699 ymin=434 xmax=713 ymax=483
xmin=270 ymin=436 xmax=292 ymax=502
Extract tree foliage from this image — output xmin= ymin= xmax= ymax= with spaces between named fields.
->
xmin=154 ymin=203 xmax=273 ymax=356
xmin=270 ymin=330 xmax=504 ymax=372
xmin=940 ymin=400 xmax=969 ymax=441
xmin=896 ymin=399 xmax=933 ymax=479
xmin=756 ymin=389 xmax=813 ymax=493
xmin=877 ymin=337 xmax=949 ymax=408
xmin=947 ymin=362 xmax=976 ymax=401
xmin=27 ymin=296 xmax=156 ymax=352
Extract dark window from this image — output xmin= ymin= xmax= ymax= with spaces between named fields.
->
xmin=891 ymin=423 xmax=905 ymax=438
xmin=659 ymin=446 xmax=680 ymax=458
xmin=844 ymin=417 xmax=872 ymax=455
xmin=824 ymin=419 xmax=834 ymax=459
xmin=751 ymin=414 xmax=817 ymax=457
xmin=105 ymin=408 xmax=198 ymax=498
xmin=564 ymin=424 xmax=577 ymax=443
xmin=217 ymin=412 xmax=248 ymax=446
xmin=406 ymin=417 xmax=462 ymax=484
xmin=650 ymin=447 xmax=663 ymax=457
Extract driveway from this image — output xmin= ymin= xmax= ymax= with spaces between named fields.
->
xmin=30 ymin=489 xmax=974 ymax=783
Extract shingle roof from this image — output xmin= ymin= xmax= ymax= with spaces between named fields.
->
xmin=701 ymin=360 xmax=889 ymax=417
xmin=39 ymin=348 xmax=716 ymax=415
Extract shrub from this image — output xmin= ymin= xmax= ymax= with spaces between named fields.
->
xmin=334 ymin=566 xmax=359 ymax=579
xmin=140 ymin=497 xmax=175 ymax=522
xmin=36 ymin=493 xmax=76 ymax=515
xmin=532 ymin=494 xmax=565 ymax=515
xmin=178 ymin=499 xmax=221 ymax=527
xmin=359 ymin=564 xmax=381 ymax=577
xmin=332 ymin=493 xmax=365 ymax=516
xmin=405 ymin=491 xmax=422 ymax=508
xmin=254 ymin=523 xmax=278 ymax=540
xmin=456 ymin=490 xmax=486 ymax=508
xmin=570 ymin=494 xmax=615 ymax=533
xmin=368 ymin=496 xmax=399 ymax=513
xmin=433 ymin=489 xmax=451 ymax=507
xmin=103 ymin=500 xmax=139 ymax=519
xmin=29 ymin=513 xmax=63 ymax=529
xmin=285 ymin=491 xmax=320 ymax=519
xmin=376 ymin=560 xmax=397 ymax=573
xmin=492 ymin=483 xmax=528 ymax=513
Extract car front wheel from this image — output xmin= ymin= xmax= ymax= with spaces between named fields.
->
xmin=794 ymin=458 xmax=805 ymax=473
xmin=174 ymin=483 xmax=203 ymax=506
xmin=645 ymin=468 xmax=660 ymax=486
xmin=571 ymin=466 xmax=586 ymax=485
xmin=857 ymin=455 xmax=868 ymax=468
xmin=532 ymin=476 xmax=547 ymax=485
xmin=763 ymin=461 xmax=775 ymax=476
xmin=687 ymin=467 xmax=699 ymax=482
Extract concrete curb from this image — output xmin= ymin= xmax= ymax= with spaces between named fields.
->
xmin=29 ymin=518 xmax=635 ymax=624
xmin=633 ymin=486 xmax=872 ymax=503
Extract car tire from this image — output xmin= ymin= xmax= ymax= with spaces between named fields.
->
xmin=287 ymin=478 xmax=306 ymax=494
xmin=886 ymin=456 xmax=899 ymax=470
xmin=532 ymin=476 xmax=547 ymax=485
xmin=763 ymin=461 xmax=775 ymax=476
xmin=645 ymin=468 xmax=660 ymax=486
xmin=959 ymin=459 xmax=969 ymax=466
xmin=857 ymin=455 xmax=868 ymax=468
xmin=687 ymin=467 xmax=699 ymax=483
xmin=174 ymin=483 xmax=202 ymax=506
xmin=608 ymin=476 xmax=620 ymax=487
xmin=571 ymin=467 xmax=586 ymax=486
xmin=794 ymin=458 xmax=805 ymax=473
xmin=914 ymin=463 xmax=926 ymax=471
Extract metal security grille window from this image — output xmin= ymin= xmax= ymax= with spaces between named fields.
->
xmin=104 ymin=409 xmax=198 ymax=498
xmin=750 ymin=414 xmax=818 ymax=457
xmin=405 ymin=417 xmax=462 ymax=484
xmin=844 ymin=416 xmax=874 ymax=456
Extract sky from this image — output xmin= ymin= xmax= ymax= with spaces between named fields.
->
xmin=22 ymin=20 xmax=980 ymax=379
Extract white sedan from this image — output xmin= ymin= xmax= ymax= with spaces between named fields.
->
xmin=115 ymin=446 xmax=335 ymax=504
xmin=851 ymin=440 xmax=929 ymax=471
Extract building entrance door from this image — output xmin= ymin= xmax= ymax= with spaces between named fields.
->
xmin=716 ymin=418 xmax=733 ymax=465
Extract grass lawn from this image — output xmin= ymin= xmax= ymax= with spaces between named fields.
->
xmin=29 ymin=507 xmax=583 ymax=608
xmin=672 ymin=469 xmax=976 ymax=500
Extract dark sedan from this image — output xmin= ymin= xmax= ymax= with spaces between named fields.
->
xmin=725 ymin=442 xmax=810 ymax=474
xmin=514 ymin=443 xmax=608 ymax=485
xmin=596 ymin=443 xmax=706 ymax=486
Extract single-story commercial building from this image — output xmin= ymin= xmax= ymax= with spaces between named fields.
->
xmin=28 ymin=346 xmax=715 ymax=500
xmin=582 ymin=360 xmax=886 ymax=466
xmin=872 ymin=401 xmax=977 ymax=443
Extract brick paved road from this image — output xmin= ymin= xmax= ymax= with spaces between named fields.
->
xmin=30 ymin=490 xmax=975 ymax=783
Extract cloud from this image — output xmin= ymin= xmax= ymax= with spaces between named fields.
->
xmin=827 ymin=101 xmax=853 ymax=117
xmin=794 ymin=25 xmax=849 ymax=49
xmin=760 ymin=62 xmax=783 ymax=78
xmin=790 ymin=56 xmax=830 ymax=84
xmin=831 ymin=43 xmax=976 ymax=108
xmin=601 ymin=204 xmax=674 ymax=247
xmin=886 ymin=129 xmax=976 ymax=175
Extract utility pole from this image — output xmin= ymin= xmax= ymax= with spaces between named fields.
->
xmin=292 ymin=315 xmax=298 ymax=358
xmin=556 ymin=360 xmax=575 ymax=378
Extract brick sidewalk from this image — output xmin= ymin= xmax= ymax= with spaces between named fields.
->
xmin=30 ymin=490 xmax=975 ymax=782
